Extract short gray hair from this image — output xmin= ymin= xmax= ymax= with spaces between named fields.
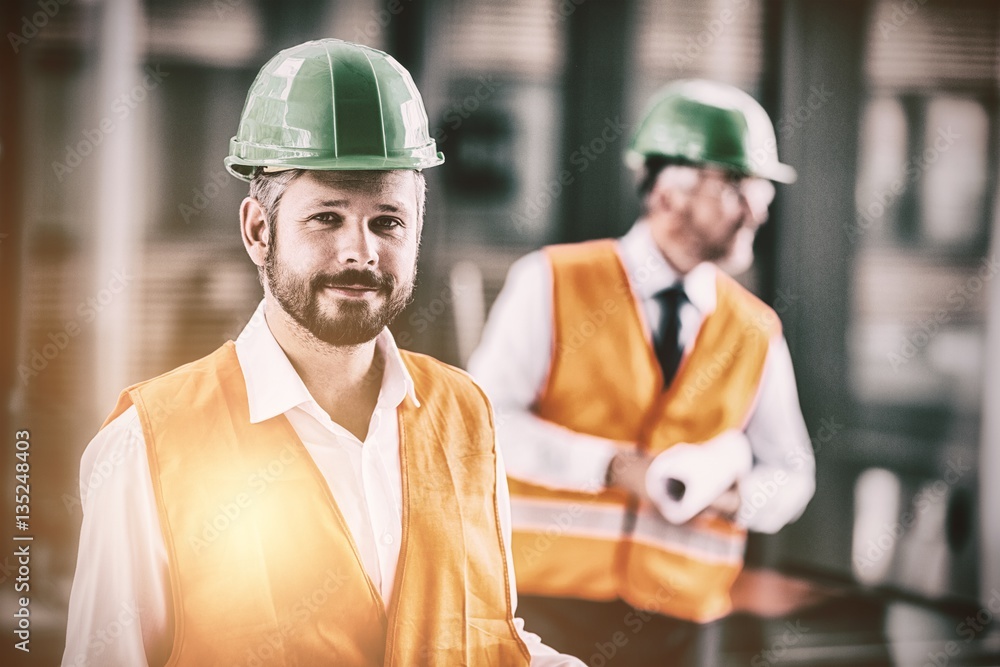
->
xmin=249 ymin=169 xmax=302 ymax=227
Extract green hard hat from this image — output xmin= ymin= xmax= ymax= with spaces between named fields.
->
xmin=626 ymin=79 xmax=796 ymax=184
xmin=225 ymin=39 xmax=444 ymax=181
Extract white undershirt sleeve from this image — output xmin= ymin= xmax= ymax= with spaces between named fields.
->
xmin=737 ymin=337 xmax=817 ymax=533
xmin=469 ymin=253 xmax=621 ymax=494
xmin=62 ymin=406 xmax=172 ymax=667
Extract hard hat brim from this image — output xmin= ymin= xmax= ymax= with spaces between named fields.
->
xmin=752 ymin=161 xmax=797 ymax=184
xmin=225 ymin=148 xmax=445 ymax=182
xmin=624 ymin=150 xmax=797 ymax=184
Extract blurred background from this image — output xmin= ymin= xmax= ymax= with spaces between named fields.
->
xmin=1 ymin=0 xmax=999 ymax=664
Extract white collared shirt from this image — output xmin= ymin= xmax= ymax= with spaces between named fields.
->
xmin=467 ymin=221 xmax=816 ymax=533
xmin=62 ymin=300 xmax=582 ymax=667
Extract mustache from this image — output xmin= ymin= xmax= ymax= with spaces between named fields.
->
xmin=312 ymin=268 xmax=395 ymax=291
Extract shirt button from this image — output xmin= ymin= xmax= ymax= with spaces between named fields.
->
xmin=382 ymin=534 xmax=394 ymax=546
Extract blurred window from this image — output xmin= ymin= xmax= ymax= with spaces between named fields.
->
xmin=633 ymin=0 xmax=766 ymax=96
xmin=428 ymin=0 xmax=568 ymax=248
xmin=850 ymin=0 xmax=998 ymax=428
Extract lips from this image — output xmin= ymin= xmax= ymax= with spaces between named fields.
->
xmin=315 ymin=269 xmax=392 ymax=295
xmin=323 ymin=283 xmax=380 ymax=299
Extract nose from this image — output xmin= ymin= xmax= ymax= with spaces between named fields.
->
xmin=739 ymin=178 xmax=775 ymax=228
xmin=336 ymin=222 xmax=378 ymax=267
xmin=740 ymin=195 xmax=770 ymax=229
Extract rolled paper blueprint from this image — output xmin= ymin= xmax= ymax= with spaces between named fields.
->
xmin=644 ymin=430 xmax=753 ymax=524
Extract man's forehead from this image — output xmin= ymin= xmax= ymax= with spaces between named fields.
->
xmin=298 ymin=169 xmax=416 ymax=189
xmin=286 ymin=169 xmax=419 ymax=205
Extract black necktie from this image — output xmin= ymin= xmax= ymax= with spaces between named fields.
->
xmin=654 ymin=284 xmax=687 ymax=386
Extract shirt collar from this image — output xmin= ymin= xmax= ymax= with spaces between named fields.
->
xmin=617 ymin=220 xmax=718 ymax=315
xmin=234 ymin=300 xmax=419 ymax=425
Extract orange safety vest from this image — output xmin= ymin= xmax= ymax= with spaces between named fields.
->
xmin=103 ymin=342 xmax=529 ymax=667
xmin=508 ymin=239 xmax=779 ymax=622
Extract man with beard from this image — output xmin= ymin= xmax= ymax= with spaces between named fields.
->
xmin=469 ymin=80 xmax=817 ymax=665
xmin=63 ymin=39 xmax=582 ymax=667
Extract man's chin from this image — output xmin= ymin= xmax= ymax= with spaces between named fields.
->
xmin=269 ymin=279 xmax=411 ymax=346
xmin=315 ymin=290 xmax=385 ymax=321
xmin=270 ymin=296 xmax=382 ymax=346
xmin=714 ymin=228 xmax=756 ymax=276
xmin=310 ymin=319 xmax=385 ymax=346
xmin=310 ymin=306 xmax=386 ymax=346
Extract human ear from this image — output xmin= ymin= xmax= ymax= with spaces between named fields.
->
xmin=240 ymin=197 xmax=270 ymax=268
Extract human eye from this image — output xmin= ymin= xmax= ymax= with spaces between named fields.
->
xmin=371 ymin=216 xmax=403 ymax=231
xmin=309 ymin=211 xmax=343 ymax=224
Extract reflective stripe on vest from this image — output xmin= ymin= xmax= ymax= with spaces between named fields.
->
xmin=510 ymin=239 xmax=778 ymax=622
xmin=511 ymin=497 xmax=745 ymax=563
xmin=103 ymin=342 xmax=530 ymax=666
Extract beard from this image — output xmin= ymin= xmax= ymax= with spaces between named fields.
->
xmin=687 ymin=210 xmax=752 ymax=270
xmin=264 ymin=231 xmax=415 ymax=346
xmin=691 ymin=227 xmax=738 ymax=266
